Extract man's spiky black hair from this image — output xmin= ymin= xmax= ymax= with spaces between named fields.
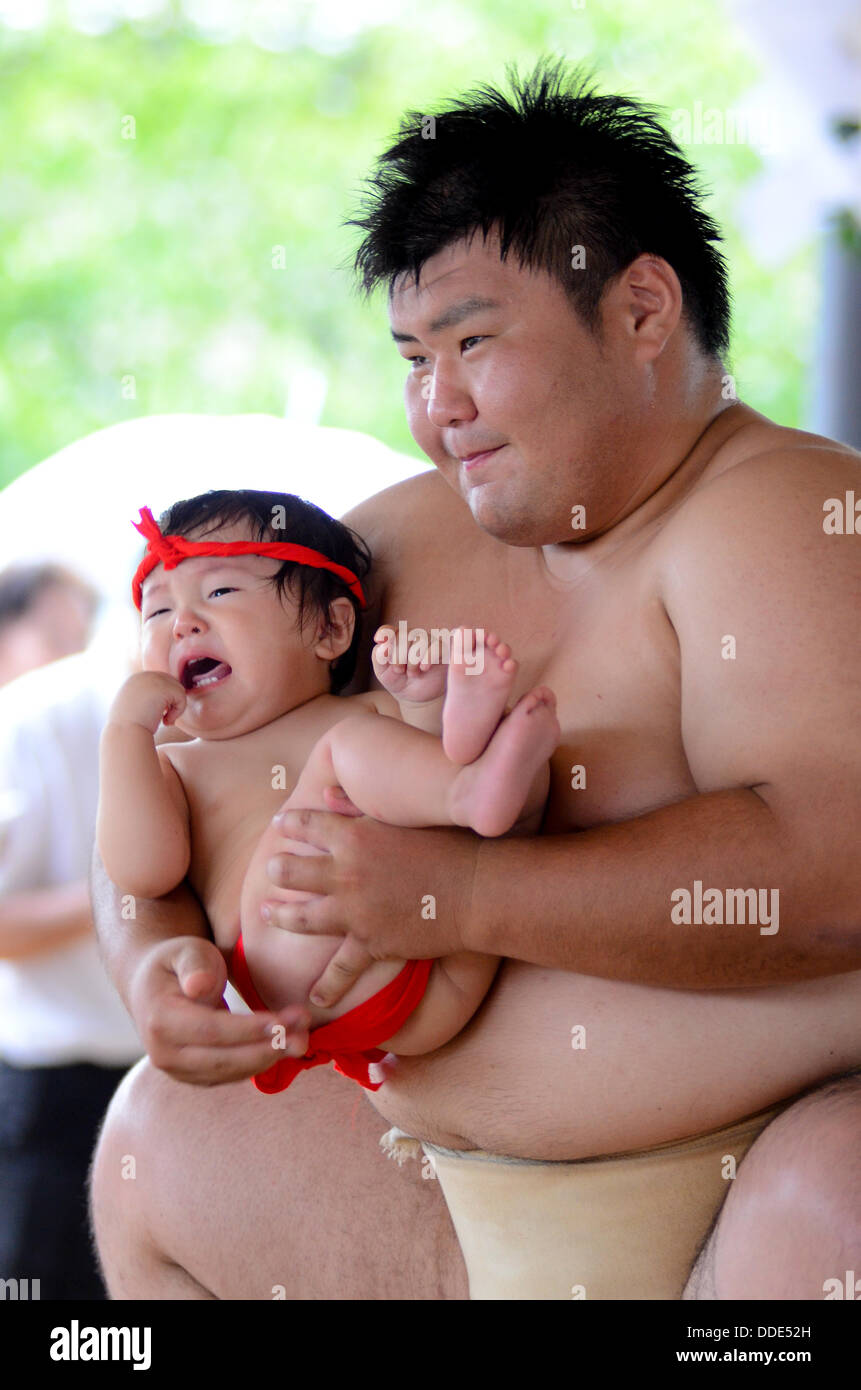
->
xmin=348 ymin=58 xmax=731 ymax=358
xmin=150 ymin=490 xmax=371 ymax=694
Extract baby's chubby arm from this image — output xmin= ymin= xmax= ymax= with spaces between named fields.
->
xmin=97 ymin=672 xmax=191 ymax=900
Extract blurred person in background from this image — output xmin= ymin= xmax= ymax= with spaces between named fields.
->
xmin=0 ymin=563 xmax=100 ymax=688
xmin=0 ymin=604 xmax=142 ymax=1299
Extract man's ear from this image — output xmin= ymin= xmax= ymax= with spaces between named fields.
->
xmin=313 ymin=597 xmax=356 ymax=661
xmin=613 ymin=253 xmax=683 ymax=361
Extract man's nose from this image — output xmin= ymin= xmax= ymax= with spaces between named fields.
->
xmin=424 ymin=364 xmax=477 ymax=429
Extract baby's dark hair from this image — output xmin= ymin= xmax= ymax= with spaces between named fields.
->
xmin=348 ymin=57 xmax=731 ymax=359
xmin=151 ymin=490 xmax=371 ymax=693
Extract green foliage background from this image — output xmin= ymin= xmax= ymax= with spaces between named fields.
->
xmin=0 ymin=0 xmax=818 ymax=488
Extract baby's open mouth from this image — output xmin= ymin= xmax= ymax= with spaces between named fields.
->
xmin=180 ymin=656 xmax=233 ymax=691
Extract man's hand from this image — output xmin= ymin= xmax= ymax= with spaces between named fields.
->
xmin=257 ymin=797 xmax=480 ymax=1008
xmin=127 ymin=934 xmax=311 ymax=1085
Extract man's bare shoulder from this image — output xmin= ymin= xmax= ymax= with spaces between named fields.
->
xmin=667 ymin=415 xmax=861 ymax=553
xmin=341 ymin=466 xmax=512 ymax=618
xmin=342 ymin=468 xmax=460 ymax=537
xmin=341 ymin=468 xmax=494 ymax=561
xmin=655 ymin=415 xmax=861 ymax=635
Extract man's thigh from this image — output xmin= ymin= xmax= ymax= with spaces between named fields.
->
xmin=685 ymin=1071 xmax=861 ymax=1300
xmin=91 ymin=1059 xmax=468 ymax=1300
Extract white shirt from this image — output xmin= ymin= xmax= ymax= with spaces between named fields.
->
xmin=0 ymin=634 xmax=142 ymax=1067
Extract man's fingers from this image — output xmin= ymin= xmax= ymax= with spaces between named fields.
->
xmin=155 ymin=1035 xmax=302 ymax=1086
xmin=272 ymin=807 xmax=339 ymax=845
xmin=260 ymin=896 xmax=336 ymax=935
xmin=149 ymin=993 xmax=272 ymax=1049
xmin=147 ymin=997 xmax=311 ymax=1083
xmin=309 ymin=936 xmax=376 ymax=1008
xmin=264 ymin=852 xmax=330 ymax=894
xmin=170 ymin=940 xmax=227 ymax=1005
xmin=132 ymin=936 xmax=315 ymax=1086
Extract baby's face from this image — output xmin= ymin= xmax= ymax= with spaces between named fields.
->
xmin=139 ymin=521 xmax=332 ymax=739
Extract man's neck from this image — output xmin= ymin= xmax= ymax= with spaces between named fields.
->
xmin=542 ymin=397 xmax=755 ymax=581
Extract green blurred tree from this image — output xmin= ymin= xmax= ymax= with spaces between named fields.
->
xmin=0 ymin=2 xmax=815 ymax=486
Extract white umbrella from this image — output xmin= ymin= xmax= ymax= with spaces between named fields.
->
xmin=0 ymin=412 xmax=431 ymax=607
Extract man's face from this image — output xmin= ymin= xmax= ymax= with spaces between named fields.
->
xmin=389 ymin=230 xmax=644 ymax=547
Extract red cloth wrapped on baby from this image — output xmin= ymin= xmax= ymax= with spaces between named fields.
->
xmin=230 ymin=933 xmax=432 ymax=1093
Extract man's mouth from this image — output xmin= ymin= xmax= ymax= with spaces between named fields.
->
xmin=179 ymin=656 xmax=233 ymax=691
xmin=460 ymin=446 xmax=503 ymax=472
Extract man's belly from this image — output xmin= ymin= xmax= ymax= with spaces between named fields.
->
xmin=369 ymin=961 xmax=861 ymax=1159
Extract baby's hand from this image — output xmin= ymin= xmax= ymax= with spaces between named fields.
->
xmin=108 ymin=670 xmax=187 ymax=734
xmin=372 ymin=627 xmax=447 ymax=704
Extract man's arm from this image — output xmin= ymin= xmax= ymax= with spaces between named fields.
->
xmin=476 ymin=446 xmax=861 ymax=981
xmin=469 ymin=784 xmax=856 ymax=984
xmin=90 ymin=847 xmax=312 ymax=1083
xmin=259 ymin=448 xmax=861 ymax=996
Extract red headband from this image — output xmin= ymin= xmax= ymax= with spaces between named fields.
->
xmin=131 ymin=507 xmax=367 ymax=611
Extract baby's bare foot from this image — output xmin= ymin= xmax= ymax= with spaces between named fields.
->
xmin=442 ymin=630 xmax=518 ymax=765
xmin=446 ymin=686 xmax=560 ymax=836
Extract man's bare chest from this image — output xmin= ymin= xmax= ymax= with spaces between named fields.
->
xmin=381 ymin=544 xmax=692 ymax=834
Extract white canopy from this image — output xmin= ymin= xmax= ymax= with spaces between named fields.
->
xmin=0 ymin=413 xmax=431 ymax=606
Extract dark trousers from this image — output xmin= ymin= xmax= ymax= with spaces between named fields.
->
xmin=0 ymin=1058 xmax=131 ymax=1299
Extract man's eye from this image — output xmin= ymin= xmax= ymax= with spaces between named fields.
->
xmin=406 ymin=336 xmax=485 ymax=369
